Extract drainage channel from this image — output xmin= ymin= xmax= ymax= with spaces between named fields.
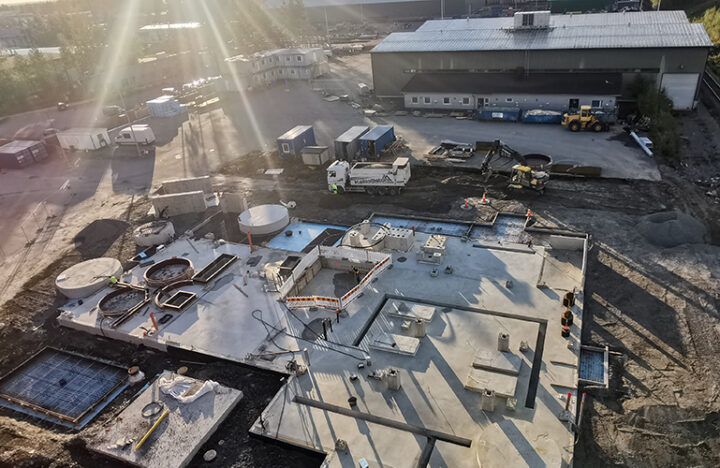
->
xmin=293 ymin=395 xmax=472 ymax=447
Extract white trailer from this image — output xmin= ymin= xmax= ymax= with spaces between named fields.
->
xmin=327 ymin=157 xmax=410 ymax=194
xmin=56 ymin=128 xmax=111 ymax=151
xmin=115 ymin=124 xmax=156 ymax=145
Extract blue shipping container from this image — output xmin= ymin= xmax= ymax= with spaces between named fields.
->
xmin=359 ymin=126 xmax=395 ymax=158
xmin=277 ymin=125 xmax=316 ymax=157
xmin=477 ymin=108 xmax=521 ymax=122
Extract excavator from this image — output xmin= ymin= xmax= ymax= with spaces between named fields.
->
xmin=475 ymin=140 xmax=550 ymax=193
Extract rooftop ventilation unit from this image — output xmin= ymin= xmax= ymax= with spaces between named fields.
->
xmin=513 ymin=11 xmax=551 ymax=30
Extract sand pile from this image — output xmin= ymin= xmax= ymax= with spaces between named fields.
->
xmin=637 ymin=211 xmax=708 ymax=248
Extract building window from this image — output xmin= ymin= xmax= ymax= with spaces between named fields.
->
xmin=411 ymin=96 xmax=418 ymax=104
xmin=290 ymin=69 xmax=295 ymax=74
xmin=592 ymin=100 xmax=602 ymax=107
xmin=281 ymin=143 xmax=290 ymax=153
xmin=462 ymin=97 xmax=470 ymax=105
xmin=443 ymin=97 xmax=450 ymax=104
xmin=286 ymin=56 xmax=290 ymax=61
xmin=424 ymin=97 xmax=430 ymax=104
xmin=296 ymin=55 xmax=302 ymax=61
xmin=522 ymin=14 xmax=534 ymax=26
xmin=506 ymin=97 xmax=513 ymax=102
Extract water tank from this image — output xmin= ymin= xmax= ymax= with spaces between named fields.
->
xmin=238 ymin=204 xmax=289 ymax=236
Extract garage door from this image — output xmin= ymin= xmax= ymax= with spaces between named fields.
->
xmin=661 ymin=73 xmax=700 ymax=110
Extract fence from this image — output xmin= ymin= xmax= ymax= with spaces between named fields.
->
xmin=283 ymin=245 xmax=392 ymax=310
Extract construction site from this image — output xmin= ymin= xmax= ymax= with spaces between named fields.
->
xmin=0 ymin=4 xmax=719 ymax=468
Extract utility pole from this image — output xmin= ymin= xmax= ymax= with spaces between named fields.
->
xmin=118 ymin=88 xmax=143 ymax=159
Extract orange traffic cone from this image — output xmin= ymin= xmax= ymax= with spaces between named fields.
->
xmin=480 ymin=192 xmax=489 ymax=205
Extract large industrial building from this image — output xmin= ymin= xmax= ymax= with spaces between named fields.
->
xmin=371 ymin=10 xmax=713 ymax=111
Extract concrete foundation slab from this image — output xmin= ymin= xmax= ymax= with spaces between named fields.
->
xmin=464 ymin=368 xmax=519 ymax=398
xmin=58 ymin=213 xmax=588 ymax=468
xmin=368 ymin=333 xmax=420 ymax=356
xmin=87 ymin=371 xmax=242 ymax=468
xmin=472 ymin=350 xmax=522 ymax=376
xmin=384 ymin=299 xmax=436 ymax=322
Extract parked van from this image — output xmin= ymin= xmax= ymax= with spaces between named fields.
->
xmin=115 ymin=125 xmax=156 ymax=145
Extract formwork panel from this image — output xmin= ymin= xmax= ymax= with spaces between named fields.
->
xmin=0 ymin=348 xmax=128 ymax=429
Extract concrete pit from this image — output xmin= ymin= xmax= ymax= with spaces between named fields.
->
xmin=143 ymin=258 xmax=194 ymax=288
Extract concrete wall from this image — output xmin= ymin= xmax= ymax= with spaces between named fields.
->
xmin=547 ymin=235 xmax=585 ymax=251
xmin=161 ymin=176 xmax=212 ymax=195
xmin=220 ymin=192 xmax=248 ymax=213
xmin=372 ymin=47 xmax=709 ymax=98
xmin=150 ymin=191 xmax=207 ymax=217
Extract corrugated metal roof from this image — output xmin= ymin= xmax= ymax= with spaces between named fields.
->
xmin=372 ymin=11 xmax=712 ymax=53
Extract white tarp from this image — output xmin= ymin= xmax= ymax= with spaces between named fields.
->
xmin=158 ymin=373 xmax=221 ymax=403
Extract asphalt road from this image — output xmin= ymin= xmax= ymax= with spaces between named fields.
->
xmin=0 ymin=55 xmax=659 ymax=262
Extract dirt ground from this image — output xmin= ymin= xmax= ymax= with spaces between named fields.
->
xmin=0 ymin=100 xmax=719 ymax=467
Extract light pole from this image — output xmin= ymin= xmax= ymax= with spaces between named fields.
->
xmin=117 ymin=88 xmax=143 ymax=158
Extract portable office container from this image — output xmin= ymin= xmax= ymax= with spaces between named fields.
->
xmin=359 ymin=126 xmax=395 ymax=158
xmin=0 ymin=140 xmax=47 ymax=169
xmin=301 ymin=146 xmax=332 ymax=166
xmin=334 ymin=126 xmax=369 ymax=160
xmin=277 ymin=125 xmax=316 ymax=157
xmin=57 ymin=128 xmax=111 ymax=151
xmin=146 ymin=95 xmax=182 ymax=117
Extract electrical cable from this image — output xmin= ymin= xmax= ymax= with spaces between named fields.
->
xmin=250 ymin=307 xmax=366 ymax=362
xmin=251 ymin=309 xmax=289 ymax=352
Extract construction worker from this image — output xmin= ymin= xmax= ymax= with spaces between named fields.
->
xmin=109 ymin=276 xmax=118 ymax=284
xmin=332 ymin=183 xmax=338 ymax=194
xmin=352 ymin=266 xmax=360 ymax=284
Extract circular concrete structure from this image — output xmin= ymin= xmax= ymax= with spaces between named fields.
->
xmin=134 ymin=220 xmax=175 ymax=247
xmin=237 ymin=204 xmax=289 ymax=236
xmin=98 ymin=287 xmax=147 ymax=318
xmin=144 ymin=257 xmax=194 ymax=288
xmin=56 ymin=257 xmax=123 ymax=299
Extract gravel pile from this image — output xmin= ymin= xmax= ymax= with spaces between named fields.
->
xmin=638 ymin=211 xmax=708 ymax=248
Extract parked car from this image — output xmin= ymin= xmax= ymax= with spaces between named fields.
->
xmin=102 ymin=105 xmax=125 ymax=117
xmin=57 ymin=102 xmax=68 ymax=111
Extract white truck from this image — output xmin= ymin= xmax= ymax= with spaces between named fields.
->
xmin=115 ymin=124 xmax=156 ymax=145
xmin=327 ymin=157 xmax=410 ymax=194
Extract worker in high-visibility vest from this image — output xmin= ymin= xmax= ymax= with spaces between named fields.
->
xmin=332 ymin=183 xmax=338 ymax=194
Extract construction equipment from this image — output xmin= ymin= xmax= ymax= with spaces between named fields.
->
xmin=476 ymin=140 xmax=549 ymax=193
xmin=327 ymin=157 xmax=410 ymax=194
xmin=508 ymin=165 xmax=549 ymax=192
xmin=561 ymin=106 xmax=613 ymax=132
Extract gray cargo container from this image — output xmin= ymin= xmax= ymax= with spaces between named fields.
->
xmin=334 ymin=126 xmax=369 ymax=160
xmin=0 ymin=140 xmax=48 ymax=169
